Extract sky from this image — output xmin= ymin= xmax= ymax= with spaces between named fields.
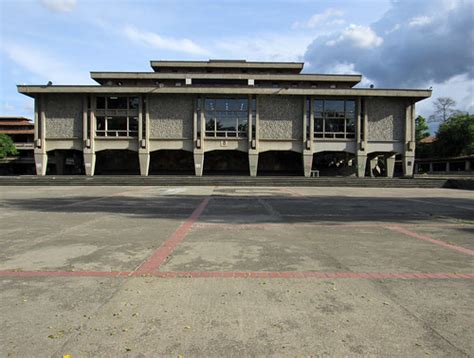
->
xmin=1 ymin=0 xmax=473 ymax=134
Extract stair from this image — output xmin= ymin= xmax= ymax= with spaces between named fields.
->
xmin=0 ymin=175 xmax=453 ymax=188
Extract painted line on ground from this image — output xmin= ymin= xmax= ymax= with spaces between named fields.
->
xmin=131 ymin=197 xmax=211 ymax=275
xmin=386 ymin=225 xmax=474 ymax=256
xmin=0 ymin=270 xmax=472 ymax=279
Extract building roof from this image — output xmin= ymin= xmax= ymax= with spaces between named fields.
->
xmin=17 ymin=85 xmax=432 ymax=100
xmin=150 ymin=59 xmax=305 ymax=73
xmin=419 ymin=135 xmax=437 ymax=144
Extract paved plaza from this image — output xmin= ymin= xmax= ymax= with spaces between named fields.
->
xmin=0 ymin=185 xmax=473 ymax=357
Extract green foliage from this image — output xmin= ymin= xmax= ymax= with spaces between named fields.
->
xmin=415 ymin=115 xmax=430 ymax=142
xmin=434 ymin=113 xmax=474 ymax=157
xmin=0 ymin=134 xmax=18 ymax=159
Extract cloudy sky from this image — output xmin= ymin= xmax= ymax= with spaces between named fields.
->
xmin=1 ymin=0 xmax=473 ymax=133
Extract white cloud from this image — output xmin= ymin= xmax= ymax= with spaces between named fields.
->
xmin=2 ymin=103 xmax=14 ymax=111
xmin=2 ymin=43 xmax=90 ymax=84
xmin=385 ymin=24 xmax=400 ymax=34
xmin=215 ymin=34 xmax=313 ymax=62
xmin=326 ymin=24 xmax=383 ymax=49
xmin=124 ymin=26 xmax=209 ymax=56
xmin=40 ymin=0 xmax=76 ymax=12
xmin=293 ymin=8 xmax=343 ymax=29
xmin=409 ymin=16 xmax=432 ymax=27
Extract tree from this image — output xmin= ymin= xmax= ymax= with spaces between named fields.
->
xmin=0 ymin=134 xmax=18 ymax=159
xmin=434 ymin=113 xmax=474 ymax=157
xmin=428 ymin=97 xmax=459 ymax=123
xmin=415 ymin=115 xmax=430 ymax=142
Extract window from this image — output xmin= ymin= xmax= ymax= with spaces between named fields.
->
xmin=314 ymin=99 xmax=356 ymax=139
xmin=204 ymin=98 xmax=248 ymax=138
xmin=95 ymin=96 xmax=139 ymax=137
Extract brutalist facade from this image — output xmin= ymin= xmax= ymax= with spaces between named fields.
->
xmin=18 ymin=60 xmax=431 ymax=177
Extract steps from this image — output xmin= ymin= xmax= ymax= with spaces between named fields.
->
xmin=0 ymin=175 xmax=452 ymax=188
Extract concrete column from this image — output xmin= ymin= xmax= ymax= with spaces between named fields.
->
xmin=303 ymin=152 xmax=313 ymax=177
xmin=34 ymin=152 xmax=48 ymax=176
xmin=403 ymin=153 xmax=415 ymax=177
xmin=193 ymin=151 xmax=204 ymax=176
xmin=54 ymin=151 xmax=64 ymax=175
xmin=465 ymin=160 xmax=471 ymax=171
xmin=356 ymin=152 xmax=367 ymax=177
xmin=429 ymin=162 xmax=433 ymax=173
xmin=386 ymin=154 xmax=396 ymax=178
xmin=445 ymin=162 xmax=450 ymax=172
xmin=139 ymin=152 xmax=150 ymax=176
xmin=248 ymin=151 xmax=258 ymax=177
xmin=83 ymin=152 xmax=96 ymax=176
xmin=369 ymin=157 xmax=378 ymax=177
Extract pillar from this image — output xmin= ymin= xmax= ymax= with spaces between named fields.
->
xmin=386 ymin=154 xmax=396 ymax=178
xmin=429 ymin=162 xmax=433 ymax=173
xmin=34 ymin=152 xmax=48 ymax=176
xmin=139 ymin=152 xmax=150 ymax=176
xmin=403 ymin=153 xmax=415 ymax=177
xmin=83 ymin=152 xmax=96 ymax=176
xmin=249 ymin=151 xmax=258 ymax=177
xmin=356 ymin=152 xmax=367 ymax=177
xmin=193 ymin=151 xmax=204 ymax=176
xmin=303 ymin=152 xmax=313 ymax=177
xmin=445 ymin=162 xmax=450 ymax=172
xmin=465 ymin=160 xmax=471 ymax=171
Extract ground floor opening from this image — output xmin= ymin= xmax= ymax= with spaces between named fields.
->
xmin=95 ymin=150 xmax=139 ymax=175
xmin=149 ymin=150 xmax=194 ymax=175
xmin=203 ymin=150 xmax=249 ymax=175
xmin=46 ymin=150 xmax=84 ymax=175
xmin=257 ymin=151 xmax=304 ymax=176
xmin=312 ymin=151 xmax=356 ymax=176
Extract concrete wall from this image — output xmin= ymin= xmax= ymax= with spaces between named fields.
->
xmin=367 ymin=97 xmax=405 ymax=141
xmin=44 ymin=94 xmax=83 ymax=139
xmin=148 ymin=94 xmax=193 ymax=139
xmin=259 ymin=95 xmax=302 ymax=140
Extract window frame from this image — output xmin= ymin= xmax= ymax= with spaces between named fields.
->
xmin=313 ymin=98 xmax=356 ymax=140
xmin=203 ymin=97 xmax=249 ymax=139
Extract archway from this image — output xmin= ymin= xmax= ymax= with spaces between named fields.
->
xmin=149 ymin=150 xmax=194 ymax=175
xmin=47 ymin=150 xmax=84 ymax=175
xmin=203 ymin=150 xmax=249 ymax=175
xmin=258 ymin=151 xmax=303 ymax=176
xmin=312 ymin=151 xmax=356 ymax=176
xmin=95 ymin=150 xmax=139 ymax=175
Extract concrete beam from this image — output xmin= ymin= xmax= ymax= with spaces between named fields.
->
xmin=17 ymin=85 xmax=432 ymax=100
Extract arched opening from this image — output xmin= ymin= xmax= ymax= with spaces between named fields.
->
xmin=95 ymin=150 xmax=139 ymax=175
xmin=203 ymin=150 xmax=249 ymax=175
xmin=149 ymin=150 xmax=194 ymax=175
xmin=258 ymin=151 xmax=303 ymax=176
xmin=46 ymin=150 xmax=84 ymax=175
xmin=312 ymin=151 xmax=356 ymax=176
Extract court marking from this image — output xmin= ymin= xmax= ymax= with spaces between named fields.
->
xmin=386 ymin=225 xmax=474 ymax=256
xmin=132 ymin=197 xmax=211 ymax=275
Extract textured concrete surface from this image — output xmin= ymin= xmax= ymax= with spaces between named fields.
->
xmin=0 ymin=185 xmax=473 ymax=357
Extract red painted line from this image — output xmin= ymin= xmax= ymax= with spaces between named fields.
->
xmin=132 ymin=197 xmax=210 ymax=275
xmin=386 ymin=225 xmax=474 ymax=256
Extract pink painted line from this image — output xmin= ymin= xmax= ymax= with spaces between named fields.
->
xmin=132 ymin=197 xmax=210 ymax=275
xmin=0 ymin=271 xmax=129 ymax=277
xmin=386 ymin=225 xmax=474 ymax=256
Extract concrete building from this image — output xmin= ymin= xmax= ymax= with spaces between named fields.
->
xmin=17 ymin=59 xmax=431 ymax=177
xmin=0 ymin=117 xmax=35 ymax=174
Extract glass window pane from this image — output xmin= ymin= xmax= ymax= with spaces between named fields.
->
xmin=96 ymin=116 xmax=105 ymax=130
xmin=205 ymin=117 xmax=214 ymax=131
xmin=107 ymin=96 xmax=127 ymax=109
xmin=216 ymin=116 xmax=236 ymax=131
xmin=107 ymin=117 xmax=127 ymax=130
xmin=129 ymin=116 xmax=138 ymax=132
xmin=96 ymin=97 xmax=106 ymax=109
xmin=205 ymin=99 xmax=215 ymax=111
xmin=129 ymin=97 xmax=139 ymax=110
xmin=315 ymin=118 xmax=323 ymax=132
xmin=324 ymin=100 xmax=344 ymax=114
xmin=345 ymin=100 xmax=356 ymax=118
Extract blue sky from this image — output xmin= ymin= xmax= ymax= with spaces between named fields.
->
xmin=1 ymin=0 xmax=473 ymax=134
